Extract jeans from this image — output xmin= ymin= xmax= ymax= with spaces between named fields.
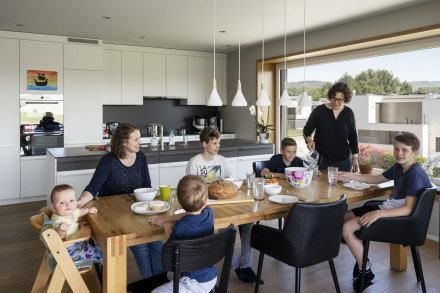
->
xmin=130 ymin=240 xmax=164 ymax=278
xmin=319 ymin=155 xmax=352 ymax=172
xmin=231 ymin=223 xmax=254 ymax=269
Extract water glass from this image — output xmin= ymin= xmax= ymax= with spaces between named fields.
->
xmin=328 ymin=166 xmax=338 ymax=186
xmin=246 ymin=172 xmax=256 ymax=189
xmin=253 ymin=178 xmax=265 ymax=201
xmin=312 ymin=165 xmax=319 ymax=179
xmin=169 ymin=190 xmax=178 ymax=213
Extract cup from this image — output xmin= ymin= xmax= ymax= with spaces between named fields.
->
xmin=328 ymin=166 xmax=338 ymax=186
xmin=159 ymin=185 xmax=170 ymax=201
xmin=169 ymin=190 xmax=178 ymax=213
xmin=253 ymin=178 xmax=265 ymax=201
xmin=312 ymin=165 xmax=319 ymax=179
xmin=246 ymin=172 xmax=256 ymax=189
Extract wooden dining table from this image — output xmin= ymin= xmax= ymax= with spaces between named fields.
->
xmin=85 ymin=174 xmax=395 ymax=293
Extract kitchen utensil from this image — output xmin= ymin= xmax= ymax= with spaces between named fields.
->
xmin=145 ymin=124 xmax=159 ymax=136
xmin=303 ymin=150 xmax=319 ymax=170
xmin=178 ymin=127 xmax=187 ymax=136
xmin=133 ymin=188 xmax=157 ymax=201
xmin=285 ymin=167 xmax=313 ymax=188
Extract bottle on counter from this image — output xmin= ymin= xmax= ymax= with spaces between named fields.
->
xmin=183 ymin=133 xmax=188 ymax=145
xmin=169 ymin=130 xmax=175 ymax=146
xmin=151 ymin=135 xmax=158 ymax=147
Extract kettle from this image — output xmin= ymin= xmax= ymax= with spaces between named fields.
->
xmin=178 ymin=127 xmax=187 ymax=136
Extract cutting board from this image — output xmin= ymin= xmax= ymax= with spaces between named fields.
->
xmin=206 ymin=189 xmax=254 ymax=205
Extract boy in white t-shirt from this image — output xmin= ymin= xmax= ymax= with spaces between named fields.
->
xmin=185 ymin=127 xmax=263 ymax=285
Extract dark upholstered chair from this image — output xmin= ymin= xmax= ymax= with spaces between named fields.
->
xmin=252 ymin=160 xmax=269 ymax=178
xmin=251 ymin=195 xmax=347 ymax=293
xmin=357 ymin=188 xmax=436 ymax=293
xmin=127 ymin=224 xmax=237 ymax=293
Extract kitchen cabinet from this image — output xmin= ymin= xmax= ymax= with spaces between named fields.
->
xmin=159 ymin=161 xmax=188 ymax=188
xmin=149 ymin=163 xmax=160 ymax=190
xmin=166 ymin=54 xmax=187 ymax=97
xmin=56 ymin=169 xmax=95 ymax=200
xmin=185 ymin=56 xmax=206 ymax=105
xmin=122 ymin=51 xmax=143 ymax=105
xmin=64 ymin=43 xmax=102 ymax=70
xmin=0 ymin=147 xmax=21 ymax=200
xmin=226 ymin=157 xmax=238 ymax=178
xmin=205 ymin=57 xmax=226 ymax=105
xmin=64 ymin=70 xmax=103 ymax=147
xmin=102 ymin=49 xmax=122 ymax=104
xmin=20 ymin=40 xmax=63 ymax=95
xmin=20 ymin=156 xmax=47 ymax=197
xmin=237 ymin=154 xmax=273 ymax=179
xmin=144 ymin=52 xmax=166 ymax=97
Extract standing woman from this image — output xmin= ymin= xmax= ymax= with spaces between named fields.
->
xmin=77 ymin=123 xmax=163 ymax=278
xmin=303 ymin=82 xmax=359 ymax=172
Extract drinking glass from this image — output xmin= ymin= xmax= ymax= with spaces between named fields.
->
xmin=253 ymin=178 xmax=265 ymax=200
xmin=328 ymin=166 xmax=338 ymax=186
xmin=169 ymin=190 xmax=178 ymax=213
xmin=246 ymin=172 xmax=256 ymax=189
xmin=160 ymin=185 xmax=170 ymax=201
xmin=312 ymin=164 xmax=319 ymax=179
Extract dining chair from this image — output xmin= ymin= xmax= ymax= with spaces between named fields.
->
xmin=30 ymin=207 xmax=100 ymax=293
xmin=252 ymin=160 xmax=269 ymax=178
xmin=356 ymin=188 xmax=436 ymax=293
xmin=251 ymin=194 xmax=347 ymax=293
xmin=127 ymin=223 xmax=237 ymax=293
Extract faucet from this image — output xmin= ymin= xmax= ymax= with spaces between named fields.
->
xmin=152 ymin=123 xmax=164 ymax=148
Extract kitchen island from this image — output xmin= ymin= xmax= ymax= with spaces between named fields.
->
xmin=46 ymin=139 xmax=274 ymax=206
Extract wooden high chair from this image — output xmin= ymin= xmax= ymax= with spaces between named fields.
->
xmin=30 ymin=207 xmax=99 ymax=293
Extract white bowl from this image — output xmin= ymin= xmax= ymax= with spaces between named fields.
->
xmin=133 ymin=188 xmax=157 ymax=201
xmin=225 ymin=178 xmax=243 ymax=189
xmin=285 ymin=167 xmax=313 ymax=188
xmin=264 ymin=184 xmax=282 ymax=195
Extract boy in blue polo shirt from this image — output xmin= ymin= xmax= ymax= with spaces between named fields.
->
xmin=261 ymin=137 xmax=303 ymax=179
xmin=339 ymin=133 xmax=432 ymax=292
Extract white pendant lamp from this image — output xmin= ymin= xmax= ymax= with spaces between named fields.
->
xmin=256 ymin=0 xmax=271 ymax=107
xmin=298 ymin=0 xmax=312 ymax=107
xmin=207 ymin=0 xmax=223 ymax=107
xmin=279 ymin=0 xmax=292 ymax=107
xmin=231 ymin=0 xmax=247 ymax=107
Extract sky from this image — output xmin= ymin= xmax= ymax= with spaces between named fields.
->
xmin=287 ymin=46 xmax=440 ymax=83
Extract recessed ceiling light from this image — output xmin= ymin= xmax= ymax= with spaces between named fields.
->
xmin=16 ymin=24 xmax=24 ymax=27
xmin=219 ymin=30 xmax=226 ymax=33
xmin=102 ymin=16 xmax=111 ymax=20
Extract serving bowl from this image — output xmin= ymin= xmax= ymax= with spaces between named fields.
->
xmin=133 ymin=188 xmax=157 ymax=201
xmin=264 ymin=184 xmax=282 ymax=195
xmin=225 ymin=178 xmax=243 ymax=189
xmin=285 ymin=167 xmax=313 ymax=188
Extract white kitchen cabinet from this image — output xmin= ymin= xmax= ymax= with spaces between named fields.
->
xmin=149 ymin=163 xmax=160 ymax=190
xmin=159 ymin=161 xmax=187 ymax=188
xmin=144 ymin=52 xmax=166 ymax=97
xmin=56 ymin=169 xmax=95 ymax=199
xmin=102 ymin=49 xmax=122 ymax=104
xmin=226 ymin=157 xmax=238 ymax=179
xmin=64 ymin=43 xmax=102 ymax=70
xmin=20 ymin=156 xmax=47 ymax=197
xmin=0 ymin=147 xmax=21 ymax=200
xmin=166 ymin=54 xmax=187 ymax=97
xmin=20 ymin=40 xmax=63 ymax=94
xmin=122 ymin=51 xmax=143 ymax=105
xmin=205 ymin=57 xmax=226 ymax=105
xmin=237 ymin=154 xmax=273 ymax=179
xmin=64 ymin=70 xmax=103 ymax=146
xmin=185 ymin=56 xmax=206 ymax=105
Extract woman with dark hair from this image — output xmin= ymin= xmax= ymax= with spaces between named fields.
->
xmin=303 ymin=82 xmax=359 ymax=172
xmin=77 ymin=123 xmax=163 ymax=278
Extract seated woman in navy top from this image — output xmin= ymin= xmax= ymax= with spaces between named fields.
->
xmin=261 ymin=137 xmax=304 ymax=180
xmin=77 ymin=123 xmax=163 ymax=279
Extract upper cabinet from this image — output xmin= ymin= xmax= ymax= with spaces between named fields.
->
xmin=20 ymin=40 xmax=63 ymax=95
xmin=64 ymin=43 xmax=102 ymax=70
xmin=102 ymin=49 xmax=122 ymax=104
xmin=166 ymin=54 xmax=187 ymax=97
xmin=144 ymin=52 xmax=166 ymax=97
xmin=122 ymin=51 xmax=143 ymax=105
xmin=186 ymin=56 xmax=206 ymax=105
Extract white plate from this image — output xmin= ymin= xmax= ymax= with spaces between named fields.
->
xmin=269 ymin=195 xmax=298 ymax=204
xmin=343 ymin=182 xmax=371 ymax=191
xmin=174 ymin=209 xmax=186 ymax=214
xmin=131 ymin=201 xmax=170 ymax=215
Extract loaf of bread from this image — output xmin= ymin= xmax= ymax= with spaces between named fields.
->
xmin=208 ymin=180 xmax=238 ymax=199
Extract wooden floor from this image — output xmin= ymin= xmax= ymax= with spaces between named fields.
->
xmin=1 ymin=200 xmax=440 ymax=293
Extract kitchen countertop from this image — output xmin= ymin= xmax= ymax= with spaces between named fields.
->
xmin=47 ymin=139 xmax=273 ymax=159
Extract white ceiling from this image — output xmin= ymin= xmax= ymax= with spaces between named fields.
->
xmin=0 ymin=0 xmax=429 ymax=53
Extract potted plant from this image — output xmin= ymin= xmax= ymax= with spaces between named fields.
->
xmin=422 ymin=156 xmax=440 ymax=186
xmin=357 ymin=144 xmax=385 ymax=174
xmin=249 ymin=105 xmax=273 ymax=143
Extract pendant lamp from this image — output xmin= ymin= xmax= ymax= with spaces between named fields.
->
xmin=279 ymin=0 xmax=292 ymax=107
xmin=298 ymin=0 xmax=312 ymax=107
xmin=207 ymin=0 xmax=223 ymax=107
xmin=231 ymin=0 xmax=247 ymax=107
xmin=256 ymin=0 xmax=271 ymax=106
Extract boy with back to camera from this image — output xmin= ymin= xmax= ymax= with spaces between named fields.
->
xmin=260 ymin=137 xmax=304 ymax=179
xmin=42 ymin=184 xmax=103 ymax=269
xmin=147 ymin=175 xmax=217 ymax=293
xmin=339 ymin=133 xmax=432 ymax=292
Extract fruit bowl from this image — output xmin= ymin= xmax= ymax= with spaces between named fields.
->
xmin=285 ymin=167 xmax=313 ymax=188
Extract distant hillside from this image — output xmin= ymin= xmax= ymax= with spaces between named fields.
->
xmin=287 ymin=81 xmax=328 ymax=89
xmin=409 ymin=81 xmax=440 ymax=89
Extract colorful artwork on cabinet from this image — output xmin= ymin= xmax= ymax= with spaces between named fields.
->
xmin=27 ymin=70 xmax=58 ymax=90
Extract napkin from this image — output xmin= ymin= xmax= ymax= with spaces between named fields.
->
xmin=376 ymin=181 xmax=394 ymax=188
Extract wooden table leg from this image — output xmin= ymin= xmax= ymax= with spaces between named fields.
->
xmin=390 ymin=243 xmax=407 ymax=271
xmin=103 ymin=235 xmax=127 ymax=293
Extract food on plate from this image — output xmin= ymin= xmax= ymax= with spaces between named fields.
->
xmin=266 ymin=178 xmax=278 ymax=184
xmin=148 ymin=201 xmax=165 ymax=211
xmin=134 ymin=202 xmax=149 ymax=212
xmin=208 ymin=180 xmax=238 ymax=199
xmin=264 ymin=174 xmax=274 ymax=179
